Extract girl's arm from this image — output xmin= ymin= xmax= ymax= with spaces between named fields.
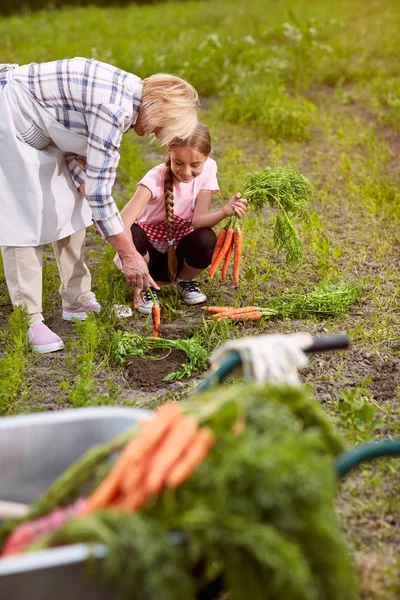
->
xmin=191 ymin=190 xmax=248 ymax=229
xmin=120 ymin=185 xmax=152 ymax=230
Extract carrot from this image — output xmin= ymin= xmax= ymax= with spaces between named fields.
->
xmin=166 ymin=428 xmax=215 ymax=488
xmin=209 ymin=228 xmax=234 ymax=278
xmin=221 ymin=237 xmax=234 ymax=281
xmin=82 ymin=403 xmax=182 ymax=515
xmin=143 ymin=415 xmax=199 ymax=495
xmin=209 ymin=306 xmax=258 ymax=317
xmin=209 ymin=228 xmax=227 ymax=274
xmin=233 ymin=230 xmax=242 ymax=287
xmin=121 ymin=464 xmax=143 ymax=494
xmin=215 ymin=310 xmax=263 ymax=321
xmin=123 ymin=486 xmax=148 ymax=512
xmin=152 ymin=304 xmax=160 ymax=338
xmin=202 ymin=306 xmax=232 ymax=313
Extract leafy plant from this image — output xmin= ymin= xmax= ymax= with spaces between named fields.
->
xmin=338 ymin=378 xmax=382 ymax=443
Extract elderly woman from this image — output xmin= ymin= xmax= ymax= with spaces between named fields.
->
xmin=0 ymin=58 xmax=198 ymax=353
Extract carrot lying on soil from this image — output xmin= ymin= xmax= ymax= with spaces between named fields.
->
xmin=233 ymin=230 xmax=242 ymax=288
xmin=166 ymin=428 xmax=215 ymax=488
xmin=209 ymin=306 xmax=258 ymax=317
xmin=221 ymin=238 xmax=234 ymax=281
xmin=210 ymin=228 xmax=227 ymax=273
xmin=202 ymin=306 xmax=233 ymax=313
xmin=209 ymin=227 xmax=234 ymax=278
xmin=214 ymin=311 xmax=264 ymax=322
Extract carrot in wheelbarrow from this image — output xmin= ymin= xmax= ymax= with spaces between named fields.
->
xmin=82 ymin=403 xmax=182 ymax=515
xmin=166 ymin=427 xmax=215 ymax=488
xmin=233 ymin=230 xmax=243 ymax=287
xmin=144 ymin=415 xmax=199 ymax=495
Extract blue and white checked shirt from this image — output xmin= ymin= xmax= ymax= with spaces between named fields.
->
xmin=0 ymin=58 xmax=143 ymax=237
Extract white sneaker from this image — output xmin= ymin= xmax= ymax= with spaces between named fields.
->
xmin=138 ymin=289 xmax=159 ymax=315
xmin=177 ymin=280 xmax=207 ymax=306
xmin=62 ymin=297 xmax=101 ymax=321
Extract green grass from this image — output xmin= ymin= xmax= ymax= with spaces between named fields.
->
xmin=1 ymin=0 xmax=400 ymax=596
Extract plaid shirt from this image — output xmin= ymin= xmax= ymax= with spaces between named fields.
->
xmin=0 ymin=58 xmax=143 ymax=237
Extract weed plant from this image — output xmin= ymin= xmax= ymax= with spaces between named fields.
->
xmin=0 ymin=307 xmax=30 ymax=415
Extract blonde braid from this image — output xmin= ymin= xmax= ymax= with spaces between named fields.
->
xmin=164 ymin=157 xmax=178 ymax=281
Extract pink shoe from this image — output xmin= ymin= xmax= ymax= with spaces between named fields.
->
xmin=62 ymin=298 xmax=101 ymax=321
xmin=28 ymin=323 xmax=64 ymax=354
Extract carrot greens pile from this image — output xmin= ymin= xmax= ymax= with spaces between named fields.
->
xmin=2 ymin=382 xmax=357 ymax=600
xmin=110 ymin=331 xmax=208 ymax=380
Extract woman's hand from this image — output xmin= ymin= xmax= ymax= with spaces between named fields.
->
xmin=107 ymin=231 xmax=160 ymax=292
xmin=223 ymin=193 xmax=248 ymax=219
xmin=120 ymin=251 xmax=159 ymax=292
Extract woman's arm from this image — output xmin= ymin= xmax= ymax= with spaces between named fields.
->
xmin=120 ymin=185 xmax=152 ymax=230
xmin=192 ymin=190 xmax=248 ymax=229
xmin=112 ymin=185 xmax=159 ymax=291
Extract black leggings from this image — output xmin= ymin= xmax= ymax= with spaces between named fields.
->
xmin=131 ymin=224 xmax=217 ymax=282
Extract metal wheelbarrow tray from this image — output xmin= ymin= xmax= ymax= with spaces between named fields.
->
xmin=0 ymin=406 xmax=151 ymax=600
xmin=1 ymin=334 xmax=397 ymax=599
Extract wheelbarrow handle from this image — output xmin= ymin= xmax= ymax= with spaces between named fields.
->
xmin=306 ymin=334 xmax=349 ymax=354
xmin=197 ymin=334 xmax=349 ymax=392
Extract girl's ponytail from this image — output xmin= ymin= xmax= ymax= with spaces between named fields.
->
xmin=164 ymin=157 xmax=178 ymax=281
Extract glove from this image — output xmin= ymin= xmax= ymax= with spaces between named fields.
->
xmin=209 ymin=332 xmax=313 ymax=384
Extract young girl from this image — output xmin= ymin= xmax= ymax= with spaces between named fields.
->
xmin=117 ymin=123 xmax=248 ymax=314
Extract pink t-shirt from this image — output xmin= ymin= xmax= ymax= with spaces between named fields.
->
xmin=137 ymin=157 xmax=220 ymax=224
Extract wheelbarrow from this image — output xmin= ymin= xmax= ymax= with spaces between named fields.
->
xmin=0 ymin=334 xmax=398 ymax=600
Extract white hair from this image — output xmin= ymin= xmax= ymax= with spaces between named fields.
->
xmin=140 ymin=73 xmax=199 ymax=145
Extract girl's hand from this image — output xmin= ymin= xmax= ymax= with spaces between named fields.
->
xmin=223 ymin=193 xmax=248 ymax=219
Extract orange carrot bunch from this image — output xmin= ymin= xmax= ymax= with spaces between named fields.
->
xmin=202 ymin=305 xmax=264 ymax=322
xmin=81 ymin=402 xmax=215 ymax=516
xmin=209 ymin=215 xmax=242 ymax=288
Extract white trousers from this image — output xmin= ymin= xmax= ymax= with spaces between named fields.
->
xmin=1 ymin=229 xmax=94 ymax=326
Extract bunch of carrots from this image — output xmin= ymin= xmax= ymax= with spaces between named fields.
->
xmin=82 ymin=402 xmax=215 ymax=515
xmin=209 ymin=214 xmax=242 ymax=287
xmin=2 ymin=403 xmax=215 ymax=556
xmin=202 ymin=306 xmax=264 ymax=322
